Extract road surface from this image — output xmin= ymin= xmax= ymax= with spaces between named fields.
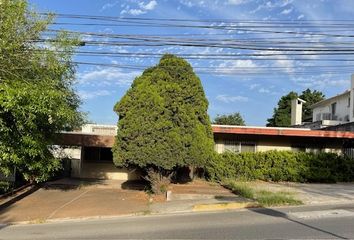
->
xmin=1 ymin=204 xmax=354 ymax=239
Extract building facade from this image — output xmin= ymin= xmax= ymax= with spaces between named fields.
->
xmin=57 ymin=124 xmax=354 ymax=181
xmin=307 ymin=74 xmax=354 ymax=129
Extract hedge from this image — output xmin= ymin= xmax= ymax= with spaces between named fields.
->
xmin=206 ymin=150 xmax=354 ymax=183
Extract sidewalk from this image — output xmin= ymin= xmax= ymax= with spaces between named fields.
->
xmin=1 ymin=179 xmax=354 ymax=224
xmin=0 ymin=179 xmax=149 ymax=224
xmin=247 ymin=181 xmax=354 ymax=205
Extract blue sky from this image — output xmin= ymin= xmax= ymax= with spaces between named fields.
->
xmin=29 ymin=0 xmax=354 ymax=126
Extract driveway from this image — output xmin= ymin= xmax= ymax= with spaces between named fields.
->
xmin=0 ymin=179 xmax=149 ymax=224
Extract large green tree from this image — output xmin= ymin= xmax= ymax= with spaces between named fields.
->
xmin=112 ymin=54 xmax=214 ymax=177
xmin=213 ymin=112 xmax=246 ymax=126
xmin=0 ymin=0 xmax=84 ymax=182
xmin=266 ymin=89 xmax=325 ymax=127
xmin=300 ymin=89 xmax=325 ymax=122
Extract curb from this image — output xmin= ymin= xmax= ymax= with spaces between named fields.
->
xmin=193 ymin=201 xmax=260 ymax=212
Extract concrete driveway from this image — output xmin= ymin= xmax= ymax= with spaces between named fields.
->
xmin=0 ymin=179 xmax=149 ymax=224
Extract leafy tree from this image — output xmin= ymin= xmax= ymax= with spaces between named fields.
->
xmin=0 ymin=0 xmax=84 ymax=182
xmin=266 ymin=89 xmax=325 ymax=127
xmin=112 ymin=54 xmax=215 ymax=180
xmin=299 ymin=89 xmax=325 ymax=122
xmin=213 ymin=112 xmax=246 ymax=126
xmin=266 ymin=91 xmax=298 ymax=127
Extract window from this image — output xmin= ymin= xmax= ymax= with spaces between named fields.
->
xmin=224 ymin=140 xmax=240 ymax=153
xmin=241 ymin=143 xmax=256 ymax=153
xmin=348 ymin=97 xmax=351 ymax=108
xmin=83 ymin=147 xmax=113 ymax=162
xmin=331 ymin=102 xmax=337 ymax=116
xmin=223 ymin=141 xmax=256 ymax=153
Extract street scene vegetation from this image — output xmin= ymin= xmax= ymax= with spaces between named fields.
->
xmin=0 ymin=0 xmax=84 ymax=186
xmin=1 ymin=0 xmax=354 ymax=209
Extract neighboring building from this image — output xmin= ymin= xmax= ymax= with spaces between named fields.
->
xmin=81 ymin=124 xmax=117 ymax=135
xmin=57 ymin=124 xmax=354 ymax=181
xmin=290 ymin=74 xmax=354 ymax=130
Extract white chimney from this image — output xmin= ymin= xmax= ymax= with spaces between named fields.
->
xmin=350 ymin=74 xmax=354 ymax=122
xmin=291 ymin=98 xmax=306 ymax=126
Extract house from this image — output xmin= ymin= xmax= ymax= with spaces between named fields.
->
xmin=292 ymin=74 xmax=354 ymax=130
xmin=56 ymin=124 xmax=354 ymax=181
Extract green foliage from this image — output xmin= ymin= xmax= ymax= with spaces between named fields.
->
xmin=300 ymin=89 xmax=325 ymax=122
xmin=0 ymin=181 xmax=12 ymax=194
xmin=223 ymin=180 xmax=254 ymax=199
xmin=267 ymin=89 xmax=325 ymax=127
xmin=255 ymin=190 xmax=302 ymax=207
xmin=213 ymin=112 xmax=245 ymax=126
xmin=0 ymin=0 xmax=84 ymax=182
xmin=113 ymin=54 xmax=214 ymax=173
xmin=266 ymin=91 xmax=298 ymax=127
xmin=207 ymin=151 xmax=354 ymax=183
xmin=223 ymin=180 xmax=302 ymax=206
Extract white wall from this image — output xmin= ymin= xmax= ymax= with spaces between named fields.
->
xmin=312 ymin=94 xmax=350 ymax=122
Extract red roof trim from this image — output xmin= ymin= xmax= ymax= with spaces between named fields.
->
xmin=212 ymin=126 xmax=354 ymax=139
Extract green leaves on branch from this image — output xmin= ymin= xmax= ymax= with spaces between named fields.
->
xmin=0 ymin=0 xmax=84 ymax=182
xmin=112 ymin=54 xmax=215 ymax=172
xmin=213 ymin=112 xmax=245 ymax=126
xmin=266 ymin=89 xmax=325 ymax=127
xmin=207 ymin=151 xmax=354 ymax=183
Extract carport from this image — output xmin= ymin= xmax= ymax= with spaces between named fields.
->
xmin=57 ymin=133 xmax=139 ymax=180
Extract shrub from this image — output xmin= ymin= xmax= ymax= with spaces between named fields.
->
xmin=0 ymin=181 xmax=12 ymax=195
xmin=206 ymin=150 xmax=354 ymax=183
xmin=144 ymin=168 xmax=172 ymax=195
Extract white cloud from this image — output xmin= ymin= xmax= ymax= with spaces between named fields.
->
xmin=280 ymin=7 xmax=293 ymax=15
xmin=139 ymin=0 xmax=157 ymax=10
xmin=258 ymin=88 xmax=270 ymax=94
xmin=121 ymin=0 xmax=158 ymax=16
xmin=216 ymin=94 xmax=249 ymax=103
xmin=227 ymin=0 xmax=247 ymax=5
xmin=100 ymin=1 xmax=119 ymax=12
xmin=128 ymin=9 xmax=145 ymax=15
xmin=78 ymin=90 xmax=112 ymax=100
xmin=293 ymin=75 xmax=349 ymax=89
xmin=77 ymin=68 xmax=141 ymax=87
xmin=297 ymin=14 xmax=305 ymax=19
xmin=249 ymin=83 xmax=260 ymax=90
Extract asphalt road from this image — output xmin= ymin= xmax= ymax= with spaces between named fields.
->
xmin=1 ymin=204 xmax=354 ymax=240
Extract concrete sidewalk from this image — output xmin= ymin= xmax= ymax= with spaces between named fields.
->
xmin=1 ymin=179 xmax=354 ymax=224
xmin=0 ymin=180 xmax=149 ymax=224
xmin=248 ymin=181 xmax=354 ymax=205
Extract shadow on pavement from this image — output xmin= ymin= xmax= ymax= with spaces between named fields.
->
xmin=121 ymin=180 xmax=148 ymax=191
xmin=249 ymin=208 xmax=348 ymax=239
xmin=0 ymin=185 xmax=40 ymax=212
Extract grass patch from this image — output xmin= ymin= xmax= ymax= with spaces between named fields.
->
xmin=255 ymin=190 xmax=302 ymax=207
xmin=224 ymin=181 xmax=254 ymax=199
xmin=223 ymin=180 xmax=302 ymax=207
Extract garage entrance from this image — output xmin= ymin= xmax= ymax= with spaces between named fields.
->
xmin=80 ymin=147 xmax=139 ymax=180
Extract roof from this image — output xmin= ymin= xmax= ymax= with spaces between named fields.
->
xmin=57 ymin=125 xmax=354 ymax=148
xmin=212 ymin=125 xmax=354 ymax=139
xmin=310 ymin=90 xmax=350 ymax=109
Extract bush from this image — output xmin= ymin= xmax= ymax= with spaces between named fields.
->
xmin=144 ymin=168 xmax=172 ymax=194
xmin=0 ymin=181 xmax=12 ymax=195
xmin=206 ymin=150 xmax=354 ymax=183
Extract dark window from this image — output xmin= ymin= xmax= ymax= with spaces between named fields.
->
xmin=331 ymin=102 xmax=337 ymax=116
xmin=84 ymin=147 xmax=113 ymax=162
xmin=241 ymin=143 xmax=256 ymax=153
